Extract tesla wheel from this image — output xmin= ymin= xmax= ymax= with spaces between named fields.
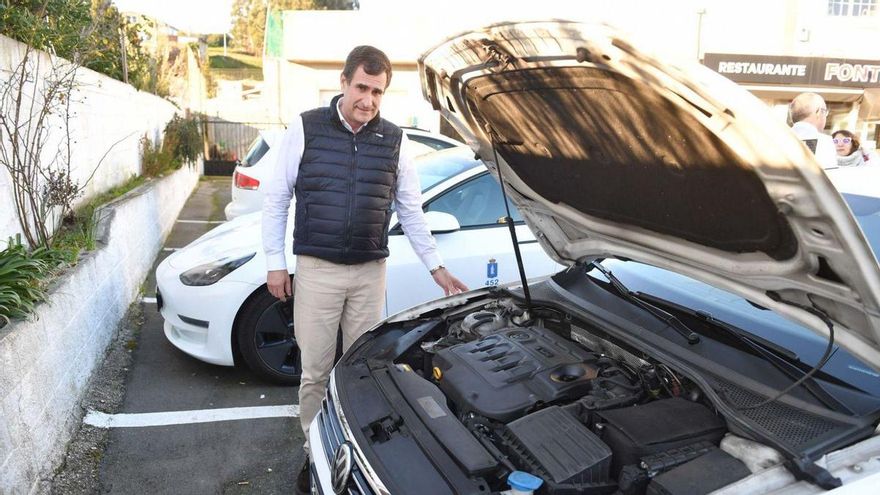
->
xmin=236 ymin=285 xmax=302 ymax=385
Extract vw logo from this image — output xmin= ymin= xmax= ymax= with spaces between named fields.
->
xmin=331 ymin=442 xmax=353 ymax=494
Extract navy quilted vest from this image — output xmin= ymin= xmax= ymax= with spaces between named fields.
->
xmin=292 ymin=94 xmax=402 ymax=264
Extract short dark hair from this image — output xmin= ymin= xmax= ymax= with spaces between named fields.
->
xmin=342 ymin=45 xmax=392 ymax=87
xmin=832 ymin=129 xmax=860 ymax=153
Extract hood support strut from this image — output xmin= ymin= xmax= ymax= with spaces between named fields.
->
xmin=490 ymin=134 xmax=532 ymax=310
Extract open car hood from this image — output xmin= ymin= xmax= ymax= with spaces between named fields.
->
xmin=419 ymin=21 xmax=880 ymax=370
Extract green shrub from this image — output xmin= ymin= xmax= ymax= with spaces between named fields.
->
xmin=163 ymin=114 xmax=204 ymax=166
xmin=0 ymin=238 xmax=67 ymax=326
xmin=141 ymin=115 xmax=203 ymax=176
xmin=141 ymin=136 xmax=175 ymax=177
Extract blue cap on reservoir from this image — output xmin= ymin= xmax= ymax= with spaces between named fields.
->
xmin=508 ymin=471 xmax=543 ymax=492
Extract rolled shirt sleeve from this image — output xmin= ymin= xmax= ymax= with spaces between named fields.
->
xmin=262 ymin=117 xmax=304 ymax=272
xmin=394 ymin=138 xmax=444 ymax=271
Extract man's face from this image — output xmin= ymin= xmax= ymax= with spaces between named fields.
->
xmin=339 ymin=65 xmax=387 ymax=131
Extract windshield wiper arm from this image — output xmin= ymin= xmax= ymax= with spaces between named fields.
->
xmin=693 ymin=309 xmax=851 ymax=414
xmin=633 ymin=291 xmax=852 ymax=414
xmin=588 ymin=261 xmax=700 ymax=345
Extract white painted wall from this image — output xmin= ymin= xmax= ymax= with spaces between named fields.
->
xmin=0 ymin=163 xmax=200 ymax=495
xmin=0 ymin=34 xmax=180 ymax=245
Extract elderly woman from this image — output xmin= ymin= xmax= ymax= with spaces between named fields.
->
xmin=832 ymin=130 xmax=874 ymax=167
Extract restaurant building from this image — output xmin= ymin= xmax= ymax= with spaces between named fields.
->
xmin=263 ymin=0 xmax=880 ymax=148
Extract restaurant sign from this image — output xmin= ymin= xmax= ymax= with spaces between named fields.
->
xmin=703 ymin=53 xmax=880 ymax=88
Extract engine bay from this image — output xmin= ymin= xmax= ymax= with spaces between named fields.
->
xmin=383 ymin=298 xmax=773 ymax=494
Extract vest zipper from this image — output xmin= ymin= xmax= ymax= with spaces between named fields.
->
xmin=344 ymin=133 xmax=358 ymax=257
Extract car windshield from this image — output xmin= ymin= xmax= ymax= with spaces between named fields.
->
xmin=415 ymin=148 xmax=481 ymax=193
xmin=843 ymin=192 xmax=880 ymax=256
xmin=603 ymin=191 xmax=880 ymax=397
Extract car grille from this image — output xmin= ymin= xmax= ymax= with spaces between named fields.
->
xmin=318 ymin=391 xmax=376 ymax=495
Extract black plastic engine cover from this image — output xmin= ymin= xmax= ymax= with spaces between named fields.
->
xmin=433 ymin=326 xmax=598 ymax=422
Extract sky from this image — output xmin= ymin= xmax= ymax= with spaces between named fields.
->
xmin=112 ymin=0 xmax=234 ymax=34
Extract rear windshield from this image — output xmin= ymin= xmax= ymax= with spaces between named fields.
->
xmin=416 ymin=149 xmax=481 ymax=193
xmin=241 ymin=137 xmax=270 ymax=167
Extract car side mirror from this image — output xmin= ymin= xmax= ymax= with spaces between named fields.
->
xmin=424 ymin=211 xmax=460 ymax=234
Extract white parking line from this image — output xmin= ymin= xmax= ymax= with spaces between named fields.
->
xmin=162 ymin=247 xmax=179 ymax=252
xmin=84 ymin=405 xmax=300 ymax=428
xmin=142 ymin=297 xmax=157 ymax=304
xmin=176 ymin=219 xmax=225 ymax=224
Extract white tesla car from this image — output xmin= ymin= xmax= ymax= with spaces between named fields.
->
xmin=157 ymin=146 xmax=561 ymax=383
xmin=225 ymin=128 xmax=464 ymax=220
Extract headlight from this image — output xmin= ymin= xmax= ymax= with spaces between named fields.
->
xmin=179 ymin=253 xmax=256 ymax=286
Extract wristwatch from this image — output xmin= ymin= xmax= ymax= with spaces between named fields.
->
xmin=430 ymin=265 xmax=445 ymax=275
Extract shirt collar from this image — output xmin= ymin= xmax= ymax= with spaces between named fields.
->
xmin=791 ymin=121 xmax=820 ymax=140
xmin=336 ymin=97 xmax=360 ymax=134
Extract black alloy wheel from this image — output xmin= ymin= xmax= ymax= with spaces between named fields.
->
xmin=237 ymin=284 xmax=302 ymax=385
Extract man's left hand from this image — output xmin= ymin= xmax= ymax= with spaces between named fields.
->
xmin=432 ymin=267 xmax=468 ymax=296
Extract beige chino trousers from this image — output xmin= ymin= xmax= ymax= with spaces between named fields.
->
xmin=293 ymin=255 xmax=387 ymax=453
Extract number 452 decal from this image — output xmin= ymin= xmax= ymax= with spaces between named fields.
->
xmin=485 ymin=258 xmax=499 ymax=286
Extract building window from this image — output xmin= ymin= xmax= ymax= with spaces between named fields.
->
xmin=828 ymin=0 xmax=877 ymax=16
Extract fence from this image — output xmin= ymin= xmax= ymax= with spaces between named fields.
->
xmin=202 ymin=119 xmax=284 ymax=175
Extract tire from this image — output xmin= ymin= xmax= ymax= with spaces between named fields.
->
xmin=236 ymin=283 xmax=302 ymax=385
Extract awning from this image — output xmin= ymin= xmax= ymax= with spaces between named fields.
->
xmin=739 ymin=84 xmax=864 ymax=103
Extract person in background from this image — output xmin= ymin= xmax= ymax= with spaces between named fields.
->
xmin=832 ymin=129 xmax=875 ymax=167
xmin=789 ymin=92 xmax=837 ymax=169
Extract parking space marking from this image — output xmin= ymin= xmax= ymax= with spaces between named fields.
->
xmin=84 ymin=405 xmax=300 ymax=428
xmin=176 ymin=219 xmax=225 ymax=224
xmin=142 ymin=297 xmax=157 ymax=304
xmin=162 ymin=247 xmax=179 ymax=252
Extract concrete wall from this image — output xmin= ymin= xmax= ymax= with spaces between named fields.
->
xmin=0 ymin=34 xmax=180 ymax=244
xmin=0 ymin=162 xmax=200 ymax=494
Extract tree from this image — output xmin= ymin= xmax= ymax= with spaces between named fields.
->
xmin=229 ymin=0 xmax=357 ymax=55
xmin=0 ymin=1 xmax=152 ymax=90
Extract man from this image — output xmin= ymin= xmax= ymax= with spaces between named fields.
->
xmin=261 ymin=45 xmax=468 ymax=493
xmin=789 ymin=92 xmax=837 ymax=169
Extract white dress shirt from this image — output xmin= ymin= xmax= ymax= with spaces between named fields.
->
xmin=262 ymin=101 xmax=443 ymax=272
xmin=791 ymin=121 xmax=837 ymax=170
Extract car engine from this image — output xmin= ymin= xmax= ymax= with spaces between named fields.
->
xmin=395 ymin=299 xmax=753 ymax=495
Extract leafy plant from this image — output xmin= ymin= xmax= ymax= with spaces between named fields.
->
xmin=140 ymin=114 xmax=203 ymax=177
xmin=163 ymin=114 xmax=204 ymax=167
xmin=140 ymin=136 xmax=174 ymax=177
xmin=0 ymin=238 xmax=65 ymax=326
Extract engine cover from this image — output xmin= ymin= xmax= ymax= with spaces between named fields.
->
xmin=433 ymin=325 xmax=598 ymax=422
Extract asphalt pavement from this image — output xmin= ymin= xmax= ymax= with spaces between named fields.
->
xmin=52 ymin=177 xmax=303 ymax=494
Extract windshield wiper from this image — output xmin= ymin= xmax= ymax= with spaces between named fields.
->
xmin=632 ymin=291 xmax=852 ymax=414
xmin=587 ymin=261 xmax=700 ymax=344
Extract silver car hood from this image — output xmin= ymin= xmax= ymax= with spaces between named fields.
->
xmin=419 ymin=20 xmax=880 ymax=369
